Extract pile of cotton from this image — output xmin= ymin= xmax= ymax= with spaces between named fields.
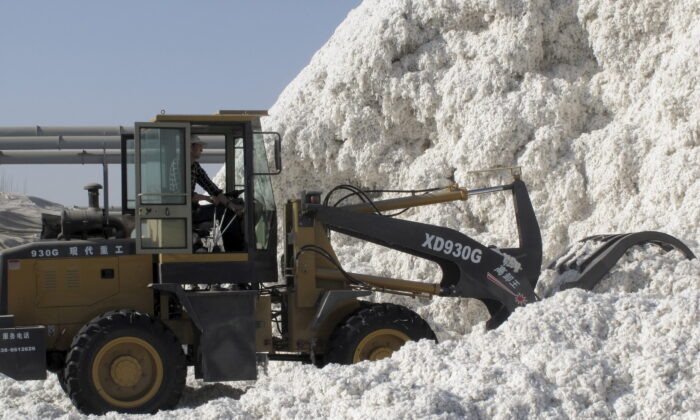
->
xmin=1 ymin=0 xmax=698 ymax=418
xmin=252 ymin=0 xmax=700 ymax=344
xmin=0 ymin=193 xmax=62 ymax=249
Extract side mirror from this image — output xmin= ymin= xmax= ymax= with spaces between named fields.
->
xmin=253 ymin=131 xmax=282 ymax=175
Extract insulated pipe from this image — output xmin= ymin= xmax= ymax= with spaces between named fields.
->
xmin=0 ymin=150 xmax=225 ymax=164
xmin=0 ymin=136 xmax=123 ymax=150
xmin=0 ymin=126 xmax=133 ymax=137
xmin=0 ymin=126 xmax=132 ymax=137
xmin=0 ymin=135 xmax=225 ymax=150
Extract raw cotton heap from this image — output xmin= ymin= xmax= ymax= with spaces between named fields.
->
xmin=0 ymin=193 xmax=62 ymax=250
xmin=1 ymin=0 xmax=699 ymax=418
xmin=264 ymin=0 xmax=699 ymax=261
xmin=251 ymin=0 xmax=700 ymax=343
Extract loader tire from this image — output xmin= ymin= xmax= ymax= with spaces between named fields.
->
xmin=56 ymin=369 xmax=68 ymax=394
xmin=62 ymin=310 xmax=186 ymax=415
xmin=324 ymin=303 xmax=436 ymax=365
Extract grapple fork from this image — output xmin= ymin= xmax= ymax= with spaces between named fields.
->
xmin=550 ymin=231 xmax=696 ymax=292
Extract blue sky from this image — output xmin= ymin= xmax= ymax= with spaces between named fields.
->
xmin=0 ymin=1 xmax=361 ymax=206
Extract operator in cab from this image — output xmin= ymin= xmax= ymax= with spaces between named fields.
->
xmin=189 ymin=135 xmax=245 ymax=251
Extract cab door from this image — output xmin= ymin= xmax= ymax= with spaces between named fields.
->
xmin=134 ymin=123 xmax=192 ymax=254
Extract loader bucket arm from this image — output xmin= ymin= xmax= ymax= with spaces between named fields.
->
xmin=552 ymin=231 xmax=696 ymax=292
xmin=499 ymin=179 xmax=542 ymax=288
xmin=307 ymin=179 xmax=543 ymax=315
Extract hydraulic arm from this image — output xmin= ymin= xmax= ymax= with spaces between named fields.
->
xmin=305 ymin=176 xmax=695 ymax=327
xmin=305 ymin=178 xmax=543 ymax=320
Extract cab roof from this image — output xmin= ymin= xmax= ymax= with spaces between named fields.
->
xmin=151 ymin=110 xmax=269 ymax=123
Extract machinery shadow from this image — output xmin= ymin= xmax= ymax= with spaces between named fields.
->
xmin=177 ymin=383 xmax=250 ymax=407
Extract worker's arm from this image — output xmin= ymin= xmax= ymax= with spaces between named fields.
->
xmin=190 ymin=162 xmax=244 ymax=214
xmin=191 ymin=161 xmax=228 ymax=206
xmin=213 ymin=193 xmax=244 ymax=215
xmin=192 ymin=161 xmax=223 ymax=196
xmin=193 ymin=193 xmax=213 ymax=203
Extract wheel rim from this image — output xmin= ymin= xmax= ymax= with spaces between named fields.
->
xmin=91 ymin=336 xmax=164 ymax=409
xmin=353 ymin=329 xmax=410 ymax=363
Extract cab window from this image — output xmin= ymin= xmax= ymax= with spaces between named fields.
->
xmin=252 ymin=132 xmax=276 ymax=250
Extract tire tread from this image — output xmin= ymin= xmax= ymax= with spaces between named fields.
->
xmin=324 ymin=303 xmax=436 ymax=365
xmin=62 ymin=310 xmax=186 ymax=414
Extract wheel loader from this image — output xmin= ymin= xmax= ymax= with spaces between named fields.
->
xmin=0 ymin=111 xmax=694 ymax=414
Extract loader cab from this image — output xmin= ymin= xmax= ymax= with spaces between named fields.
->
xmin=123 ymin=111 xmax=281 ymax=283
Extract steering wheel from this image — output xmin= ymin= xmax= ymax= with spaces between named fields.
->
xmin=224 ymin=189 xmax=244 ymax=199
xmin=223 ymin=189 xmax=267 ymax=237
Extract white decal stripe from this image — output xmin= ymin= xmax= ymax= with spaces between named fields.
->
xmin=486 ymin=273 xmax=516 ymax=297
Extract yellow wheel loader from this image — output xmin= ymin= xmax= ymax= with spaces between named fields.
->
xmin=0 ymin=111 xmax=694 ymax=414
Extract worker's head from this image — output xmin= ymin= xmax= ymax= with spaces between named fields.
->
xmin=191 ymin=135 xmax=207 ymax=160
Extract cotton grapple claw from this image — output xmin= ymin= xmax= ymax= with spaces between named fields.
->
xmin=311 ymin=178 xmax=696 ymax=329
xmin=550 ymin=231 xmax=696 ymax=292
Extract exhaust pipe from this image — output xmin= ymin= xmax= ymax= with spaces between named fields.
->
xmin=55 ymin=183 xmax=127 ymax=240
xmin=85 ymin=183 xmax=102 ymax=209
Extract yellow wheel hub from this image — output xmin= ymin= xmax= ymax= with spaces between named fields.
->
xmin=91 ymin=336 xmax=164 ymax=409
xmin=353 ymin=329 xmax=410 ymax=363
xmin=110 ymin=356 xmax=142 ymax=388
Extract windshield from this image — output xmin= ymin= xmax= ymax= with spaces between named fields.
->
xmin=252 ymin=132 xmax=276 ymax=250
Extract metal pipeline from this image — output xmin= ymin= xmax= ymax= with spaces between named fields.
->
xmin=0 ymin=135 xmax=226 ymax=150
xmin=0 ymin=150 xmax=225 ymax=164
xmin=0 ymin=136 xmax=123 ymax=150
xmin=0 ymin=126 xmax=133 ymax=137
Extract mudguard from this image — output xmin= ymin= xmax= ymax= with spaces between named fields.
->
xmin=150 ymin=283 xmax=257 ymax=382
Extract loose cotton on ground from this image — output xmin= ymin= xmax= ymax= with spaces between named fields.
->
xmin=2 ymin=0 xmax=700 ymax=418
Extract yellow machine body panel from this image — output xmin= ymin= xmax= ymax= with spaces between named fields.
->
xmin=152 ymin=110 xmax=268 ymax=124
xmin=283 ymin=200 xmax=361 ymax=352
xmin=255 ymin=295 xmax=273 ymax=352
xmin=7 ymin=254 xmax=155 ymax=351
xmin=34 ymin=257 xmax=120 ymax=308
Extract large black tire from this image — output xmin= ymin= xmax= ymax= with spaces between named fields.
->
xmin=62 ymin=310 xmax=186 ymax=415
xmin=56 ymin=369 xmax=68 ymax=394
xmin=324 ymin=303 xmax=436 ymax=365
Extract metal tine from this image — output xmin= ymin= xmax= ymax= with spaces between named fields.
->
xmin=577 ymin=234 xmax=625 ymax=273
